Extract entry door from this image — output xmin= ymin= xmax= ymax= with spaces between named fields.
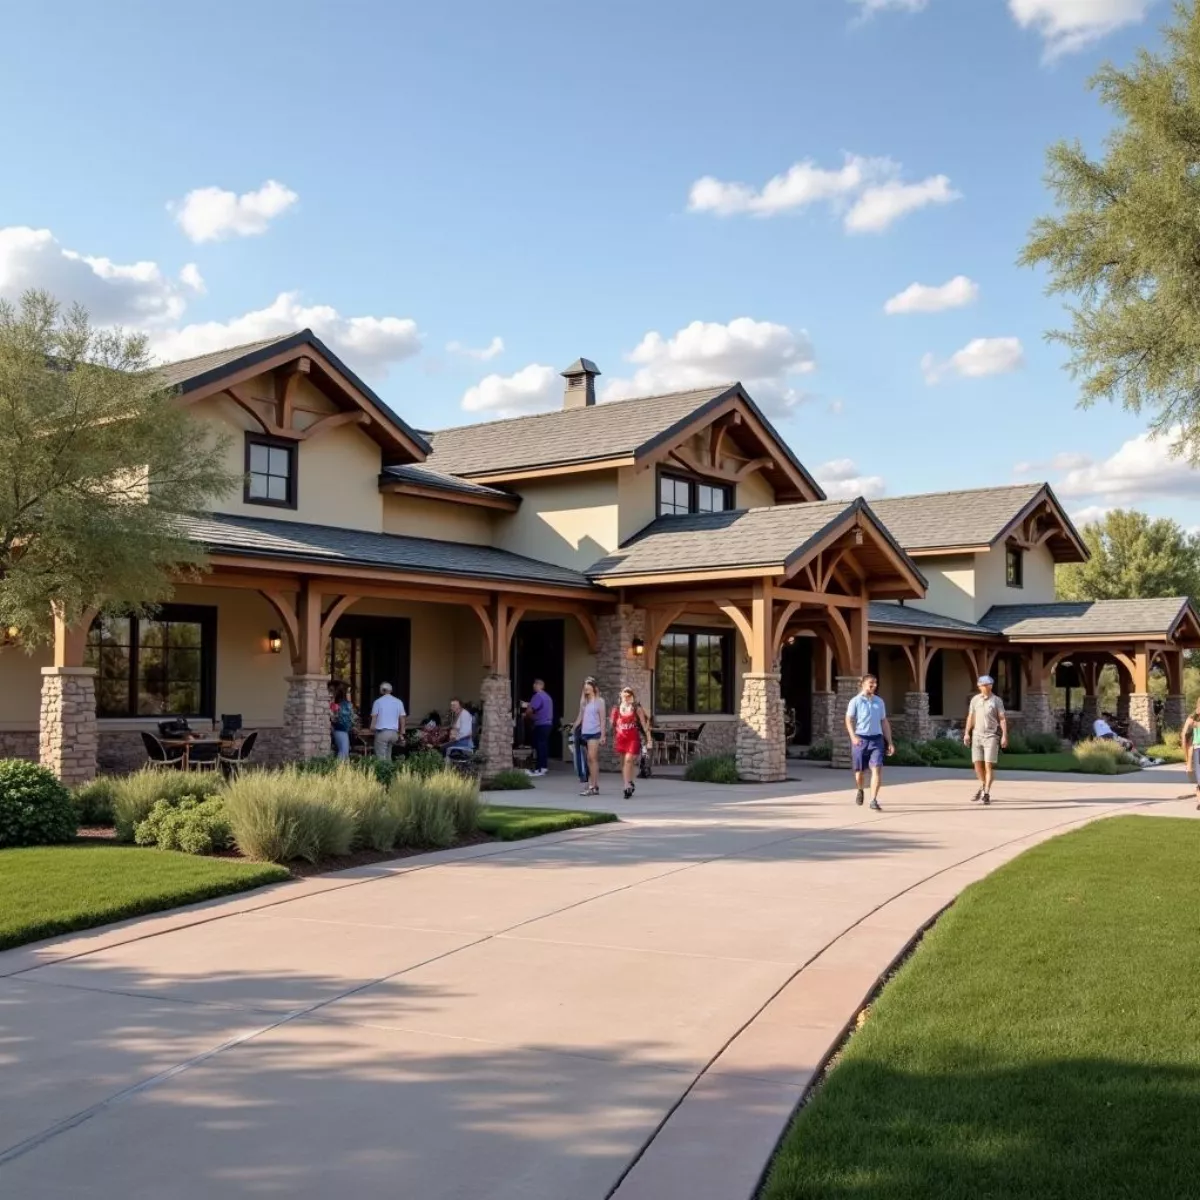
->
xmin=512 ymin=618 xmax=566 ymax=758
xmin=780 ymin=637 xmax=814 ymax=744
xmin=327 ymin=615 xmax=412 ymax=722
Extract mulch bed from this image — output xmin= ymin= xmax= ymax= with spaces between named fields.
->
xmin=72 ymin=827 xmax=496 ymax=878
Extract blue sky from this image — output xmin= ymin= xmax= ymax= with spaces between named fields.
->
xmin=1 ymin=0 xmax=1192 ymax=526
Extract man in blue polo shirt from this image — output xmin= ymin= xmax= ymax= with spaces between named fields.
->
xmin=844 ymin=673 xmax=894 ymax=811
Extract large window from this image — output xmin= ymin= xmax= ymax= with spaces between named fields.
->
xmin=1005 ymin=545 xmax=1024 ymax=588
xmin=86 ymin=605 xmax=217 ymax=719
xmin=655 ymin=629 xmax=733 ymax=714
xmin=995 ymin=652 xmax=1022 ymax=711
xmin=245 ymin=434 xmax=297 ymax=509
xmin=657 ymin=472 xmax=733 ymax=517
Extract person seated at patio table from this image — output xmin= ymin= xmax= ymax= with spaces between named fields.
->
xmin=445 ymin=698 xmax=474 ymax=752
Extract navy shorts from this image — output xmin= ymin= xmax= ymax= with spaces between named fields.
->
xmin=852 ymin=734 xmax=885 ymax=771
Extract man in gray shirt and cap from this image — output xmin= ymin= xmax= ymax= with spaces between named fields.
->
xmin=963 ymin=674 xmax=1008 ymax=806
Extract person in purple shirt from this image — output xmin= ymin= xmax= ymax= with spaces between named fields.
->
xmin=525 ymin=679 xmax=554 ymax=776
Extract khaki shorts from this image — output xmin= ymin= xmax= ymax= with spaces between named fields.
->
xmin=972 ymin=735 xmax=1000 ymax=765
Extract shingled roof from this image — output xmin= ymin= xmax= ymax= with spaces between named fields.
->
xmin=588 ymin=499 xmax=925 ymax=596
xmin=424 ymin=384 xmax=824 ymax=497
xmin=868 ymin=483 xmax=1084 ymax=558
xmin=178 ymin=512 xmax=595 ymax=591
xmin=378 ymin=463 xmax=518 ymax=505
xmin=868 ymin=602 xmax=995 ymax=638
xmin=979 ymin=598 xmax=1200 ymax=640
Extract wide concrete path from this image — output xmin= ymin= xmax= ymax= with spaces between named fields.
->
xmin=2 ymin=764 xmax=1196 ymax=1198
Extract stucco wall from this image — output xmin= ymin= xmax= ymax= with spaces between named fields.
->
xmin=381 ymin=494 xmax=495 ymax=545
xmin=737 ymin=470 xmax=776 ymax=510
xmin=493 ymin=473 xmax=620 ymax=572
xmin=973 ymin=542 xmax=1056 ymax=616
xmin=899 ymin=555 xmax=976 ymax=624
xmin=0 ymin=642 xmax=52 ymax=729
xmin=192 ymin=378 xmax=386 ymax=532
xmin=617 ymin=467 xmax=657 ymax=544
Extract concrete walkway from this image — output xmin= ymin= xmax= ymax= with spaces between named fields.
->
xmin=1 ymin=764 xmax=1196 ymax=1198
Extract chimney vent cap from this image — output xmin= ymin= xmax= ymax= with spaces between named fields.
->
xmin=560 ymin=357 xmax=600 ymax=379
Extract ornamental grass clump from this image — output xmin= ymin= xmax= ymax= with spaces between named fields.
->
xmin=321 ymin=763 xmax=398 ymax=852
xmin=684 ymin=754 xmax=739 ymax=784
xmin=422 ymin=768 xmax=481 ymax=838
xmin=222 ymin=767 xmax=355 ymax=864
xmin=390 ymin=771 xmax=456 ymax=848
xmin=1072 ymin=738 xmax=1125 ymax=774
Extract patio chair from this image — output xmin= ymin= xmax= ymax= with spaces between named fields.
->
xmin=186 ymin=741 xmax=221 ymax=773
xmin=219 ymin=713 xmax=243 ymax=740
xmin=141 ymin=730 xmax=185 ymax=770
xmin=683 ymin=723 xmax=706 ymax=762
xmin=218 ymin=729 xmax=258 ymax=778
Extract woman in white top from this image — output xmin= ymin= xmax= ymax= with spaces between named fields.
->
xmin=572 ymin=676 xmax=606 ymax=796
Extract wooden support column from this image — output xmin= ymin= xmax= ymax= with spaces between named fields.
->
xmin=284 ymin=579 xmax=332 ymax=763
xmin=736 ymin=581 xmax=785 ymax=782
xmin=748 ymin=581 xmax=773 ymax=675
xmin=846 ymin=599 xmax=868 ymax=678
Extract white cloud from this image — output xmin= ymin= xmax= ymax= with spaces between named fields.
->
xmin=446 ymin=336 xmax=504 ymax=361
xmin=1009 ymin=0 xmax=1152 ymax=59
xmin=146 ymin=292 xmax=421 ymax=378
xmin=884 ymin=275 xmax=979 ymax=315
xmin=815 ymin=458 xmax=887 ymax=500
xmin=1069 ymin=505 xmax=1111 ymax=527
xmin=602 ymin=317 xmax=815 ymax=418
xmin=170 ymin=180 xmax=298 ymax=243
xmin=845 ymin=175 xmax=961 ymax=234
xmin=921 ymin=336 xmax=1024 ymax=384
xmin=1053 ymin=428 xmax=1198 ymax=501
xmin=1015 ymin=450 xmax=1092 ymax=475
xmin=0 ymin=225 xmax=192 ymax=326
xmin=849 ymin=0 xmax=929 ymax=13
xmin=460 ymin=363 xmax=558 ymax=418
xmin=179 ymin=262 xmax=205 ymax=294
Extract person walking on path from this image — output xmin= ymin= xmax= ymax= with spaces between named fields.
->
xmin=572 ymin=677 xmax=606 ymax=796
xmin=964 ymin=674 xmax=1008 ymax=805
xmin=845 ymin=674 xmax=893 ymax=811
xmin=525 ymin=680 xmax=554 ymax=777
xmin=1180 ymin=698 xmax=1200 ymax=810
xmin=369 ymin=682 xmax=406 ymax=760
xmin=611 ymin=687 xmax=651 ymax=799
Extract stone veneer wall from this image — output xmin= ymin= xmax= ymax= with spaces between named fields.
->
xmin=39 ymin=667 xmax=99 ymax=786
xmin=831 ymin=676 xmax=860 ymax=769
xmin=594 ymin=605 xmax=652 ymax=772
xmin=94 ymin=727 xmax=291 ymax=774
xmin=1127 ymin=693 xmax=1156 ymax=745
xmin=0 ymin=731 xmax=38 ymax=762
xmin=284 ymin=674 xmax=333 ymax=763
xmin=479 ymin=673 xmax=512 ymax=777
xmin=735 ymin=673 xmax=786 ymax=782
xmin=809 ymin=692 xmax=836 ymax=745
xmin=1162 ymin=694 xmax=1185 ymax=735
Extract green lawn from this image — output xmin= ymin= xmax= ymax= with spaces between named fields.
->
xmin=762 ymin=816 xmax=1200 ymax=1200
xmin=0 ymin=844 xmax=289 ymax=952
xmin=477 ymin=804 xmax=617 ymax=840
xmin=917 ymin=751 xmax=1137 ymax=774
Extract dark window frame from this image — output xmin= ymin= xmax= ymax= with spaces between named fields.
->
xmin=655 ymin=467 xmax=734 ymax=518
xmin=87 ymin=604 xmax=217 ymax=720
xmin=654 ymin=626 xmax=734 ymax=715
xmin=1005 ymin=545 xmax=1024 ymax=589
xmin=244 ymin=433 xmax=298 ymax=510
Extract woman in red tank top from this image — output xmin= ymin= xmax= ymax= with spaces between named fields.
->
xmin=611 ymin=687 xmax=650 ymax=799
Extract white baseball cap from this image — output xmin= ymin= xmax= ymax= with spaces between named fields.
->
xmin=977 ymin=675 xmax=994 ymax=686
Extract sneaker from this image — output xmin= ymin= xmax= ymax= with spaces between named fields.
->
xmin=579 ymin=786 xmax=592 ymax=796
xmin=855 ymin=788 xmax=865 ymax=806
xmin=982 ymin=793 xmax=991 ymax=806
xmin=526 ymin=769 xmax=537 ymax=776
xmin=536 ymin=768 xmax=548 ymax=776
xmin=623 ymin=785 xmax=633 ymax=799
xmin=971 ymin=789 xmax=982 ymax=803
xmin=629 ymin=781 xmax=635 ymax=795
xmin=869 ymin=798 xmax=882 ymax=812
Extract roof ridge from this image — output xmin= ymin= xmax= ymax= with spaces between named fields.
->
xmin=428 ymin=382 xmax=737 ymax=436
xmin=873 ymin=481 xmax=1044 ymax=504
xmin=155 ymin=329 xmax=305 ymax=370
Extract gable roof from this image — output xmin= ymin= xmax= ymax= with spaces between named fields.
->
xmin=158 ymin=329 xmax=431 ymax=459
xmin=587 ymin=498 xmax=926 ymax=597
xmin=868 ymin=602 xmax=995 ymax=638
xmin=979 ymin=598 xmax=1200 ymax=641
xmin=178 ymin=512 xmax=594 ymax=592
xmin=424 ymin=383 xmax=825 ymax=499
xmin=378 ymin=463 xmax=519 ymax=509
xmin=868 ymin=483 xmax=1086 ymax=561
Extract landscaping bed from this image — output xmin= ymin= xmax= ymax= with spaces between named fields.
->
xmin=761 ymin=816 xmax=1200 ymax=1199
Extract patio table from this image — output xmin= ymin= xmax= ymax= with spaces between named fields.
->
xmin=159 ymin=735 xmax=238 ymax=769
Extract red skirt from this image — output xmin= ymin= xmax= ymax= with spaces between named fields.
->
xmin=614 ymin=729 xmax=642 ymax=756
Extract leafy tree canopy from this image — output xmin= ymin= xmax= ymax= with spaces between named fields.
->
xmin=1057 ymin=508 xmax=1200 ymax=601
xmin=1021 ymin=1 xmax=1200 ymax=462
xmin=0 ymin=290 xmax=235 ymax=643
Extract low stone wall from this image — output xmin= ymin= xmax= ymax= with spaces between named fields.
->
xmin=0 ymin=731 xmax=38 ymax=762
xmin=95 ymin=726 xmax=290 ymax=774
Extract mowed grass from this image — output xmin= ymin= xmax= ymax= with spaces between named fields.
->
xmin=477 ymin=804 xmax=616 ymax=840
xmin=762 ymin=816 xmax=1200 ymax=1200
xmin=0 ymin=845 xmax=289 ymax=951
xmin=920 ymin=751 xmax=1137 ymax=774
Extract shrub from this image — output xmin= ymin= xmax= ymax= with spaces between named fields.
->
xmin=1024 ymin=731 xmax=1063 ymax=754
xmin=299 ymin=754 xmax=398 ymax=788
xmin=917 ymin=738 xmax=966 ymax=764
xmin=804 ymin=741 xmax=833 ymax=762
xmin=0 ymin=759 xmax=77 ymax=847
xmin=403 ymin=749 xmax=448 ymax=780
xmin=112 ymin=769 xmax=221 ymax=843
xmin=390 ymin=772 xmax=456 ymax=848
xmin=223 ymin=767 xmax=355 ymax=863
xmin=1160 ymin=727 xmax=1182 ymax=750
xmin=889 ymin=741 xmax=928 ymax=767
xmin=134 ymin=796 xmax=232 ymax=855
xmin=684 ymin=754 xmax=740 ymax=784
xmin=480 ymin=769 xmax=534 ymax=792
xmin=1003 ymin=730 xmax=1031 ymax=755
xmin=424 ymin=770 xmax=481 ymax=837
xmin=1072 ymin=738 xmax=1126 ymax=774
xmin=72 ymin=777 xmax=117 ymax=826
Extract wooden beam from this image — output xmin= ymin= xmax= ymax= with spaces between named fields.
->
xmin=716 ymin=598 xmax=754 ymax=661
xmin=748 ymin=581 xmax=773 ymax=674
xmin=645 ymin=604 xmax=687 ymax=663
xmin=770 ymin=586 xmax=865 ymax=608
xmin=221 ymin=386 xmax=276 ymax=435
xmin=731 ymin=456 xmax=774 ymax=482
xmin=297 ymin=581 xmax=324 ymax=674
xmin=709 ymin=411 xmax=741 ymax=468
xmin=597 ymin=566 xmax=782 ymax=587
xmin=259 ymin=590 xmax=300 ymax=666
xmin=296 ymin=410 xmax=369 ymax=441
xmin=274 ymin=358 xmax=310 ymax=431
xmin=572 ymin=609 xmax=599 ymax=654
xmin=319 ymin=594 xmax=360 ymax=650
xmin=469 ymin=602 xmax=496 ymax=669
xmin=52 ymin=604 xmax=99 ymax=669
xmin=772 ymin=600 xmax=804 ymax=657
xmin=466 ymin=456 xmax=637 ymax=484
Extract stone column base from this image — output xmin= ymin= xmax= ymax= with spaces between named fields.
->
xmin=1023 ymin=691 xmax=1054 ymax=736
xmin=284 ymin=674 xmax=332 ymax=762
xmin=1116 ymin=693 xmax=1130 ymax=729
xmin=595 ymin=605 xmax=651 ymax=772
xmin=831 ymin=676 xmax=859 ymax=769
xmin=809 ymin=691 xmax=836 ymax=746
xmin=1163 ymin=694 xmax=1186 ymax=736
xmin=735 ymin=673 xmax=786 ymax=782
xmin=903 ymin=692 xmax=931 ymax=744
xmin=479 ymin=673 xmax=513 ymax=777
xmin=39 ymin=666 xmax=98 ymax=786
xmin=1127 ymin=693 xmax=1156 ymax=746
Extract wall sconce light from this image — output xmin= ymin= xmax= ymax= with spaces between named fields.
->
xmin=631 ymin=637 xmax=645 ymax=657
xmin=267 ymin=630 xmax=283 ymax=654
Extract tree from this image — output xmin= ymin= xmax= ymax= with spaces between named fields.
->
xmin=0 ymin=290 xmax=235 ymax=644
xmin=1057 ymin=509 xmax=1200 ymax=601
xmin=1021 ymin=1 xmax=1200 ymax=462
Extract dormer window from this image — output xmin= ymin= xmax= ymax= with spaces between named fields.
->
xmin=658 ymin=471 xmax=733 ymax=517
xmin=245 ymin=434 xmax=297 ymax=509
xmin=1005 ymin=545 xmax=1024 ymax=588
